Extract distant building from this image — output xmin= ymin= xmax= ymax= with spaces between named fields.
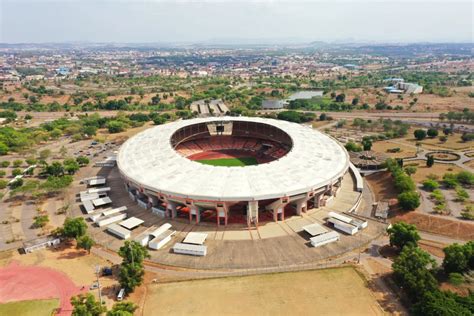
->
xmin=22 ymin=236 xmax=61 ymax=254
xmin=262 ymin=99 xmax=286 ymax=110
xmin=383 ymin=78 xmax=423 ymax=94
xmin=287 ymin=90 xmax=323 ymax=101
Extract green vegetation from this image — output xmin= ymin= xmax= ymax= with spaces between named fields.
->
xmin=414 ymin=129 xmax=427 ymax=140
xmin=344 ymin=141 xmax=362 ymax=152
xmin=443 ymin=171 xmax=474 ymax=188
xmin=32 ymin=215 xmax=49 ymax=228
xmin=60 ymin=217 xmax=88 ymax=239
xmin=386 ymin=158 xmax=420 ymax=210
xmin=442 ymin=242 xmax=474 ymax=274
xmin=0 ymin=299 xmax=59 ymax=316
xmin=197 ymin=157 xmax=258 ymax=167
xmin=76 ymin=235 xmax=95 ymax=254
xmin=276 ymin=111 xmax=315 ymax=123
xmin=387 ymin=222 xmax=420 ymax=249
xmin=107 ymin=302 xmax=138 ymax=316
xmin=71 ymin=293 xmax=106 ymax=316
xmin=118 ymin=241 xmax=150 ymax=294
xmin=422 ymin=179 xmax=439 ymax=191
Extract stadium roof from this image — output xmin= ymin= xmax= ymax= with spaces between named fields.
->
xmin=117 ymin=117 xmax=349 ymax=201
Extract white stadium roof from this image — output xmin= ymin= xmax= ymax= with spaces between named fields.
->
xmin=117 ymin=117 xmax=349 ymax=201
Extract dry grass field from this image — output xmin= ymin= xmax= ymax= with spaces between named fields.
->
xmin=143 ymin=267 xmax=384 ymax=316
xmin=371 ymin=141 xmax=417 ymax=159
xmin=403 ymin=160 xmax=463 ymax=183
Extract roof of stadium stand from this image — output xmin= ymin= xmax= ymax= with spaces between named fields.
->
xmin=117 ymin=117 xmax=349 ymax=201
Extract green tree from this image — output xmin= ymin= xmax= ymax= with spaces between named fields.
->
xmin=414 ymin=129 xmax=427 ymax=140
xmin=119 ymin=262 xmax=145 ymax=294
xmin=344 ymin=141 xmax=362 ymax=152
xmin=387 ymin=222 xmax=421 ymax=249
xmin=63 ymin=158 xmax=80 ymax=175
xmin=456 ymin=171 xmax=474 ymax=186
xmin=77 ymin=235 xmax=95 ymax=254
xmin=12 ymin=159 xmax=23 ymax=168
xmin=106 ymin=120 xmax=126 ymax=133
xmin=404 ymin=166 xmax=417 ymax=177
xmin=443 ymin=243 xmax=469 ymax=274
xmin=62 ymin=217 xmax=87 ymax=239
xmin=426 ymin=155 xmax=435 ymax=167
xmin=71 ymin=293 xmax=106 ymax=316
xmin=107 ymin=302 xmax=138 ymax=316
xmin=76 ymin=156 xmax=90 ymax=166
xmin=0 ymin=142 xmax=9 ymax=155
xmin=44 ymin=161 xmax=64 ymax=177
xmin=412 ymin=290 xmax=472 ymax=316
xmin=0 ymin=179 xmax=7 ymax=189
xmin=392 ymin=245 xmax=437 ymax=301
xmin=422 ymin=179 xmax=439 ymax=191
xmin=398 ymin=191 xmax=420 ymax=210
xmin=118 ymin=241 xmax=150 ymax=265
xmin=427 ymin=128 xmax=439 ymax=138
xmin=12 ymin=168 xmax=22 ymax=177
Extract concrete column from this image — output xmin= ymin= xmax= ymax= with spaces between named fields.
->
xmin=295 ymin=200 xmax=307 ymax=216
xmin=189 ymin=205 xmax=200 ymax=224
xmin=216 ymin=203 xmax=228 ymax=226
xmin=247 ymin=201 xmax=259 ymax=226
xmin=166 ymin=200 xmax=177 ymax=218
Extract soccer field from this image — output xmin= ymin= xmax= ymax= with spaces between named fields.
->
xmin=196 ymin=157 xmax=258 ymax=166
xmin=0 ymin=299 xmax=59 ymax=316
xmin=144 ymin=267 xmax=384 ymax=315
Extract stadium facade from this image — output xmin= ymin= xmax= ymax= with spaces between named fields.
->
xmin=118 ymin=117 xmax=351 ymax=226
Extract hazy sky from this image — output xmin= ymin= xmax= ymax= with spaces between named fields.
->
xmin=1 ymin=0 xmax=472 ymax=43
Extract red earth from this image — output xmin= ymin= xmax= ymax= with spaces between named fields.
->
xmin=0 ymin=261 xmax=85 ymax=315
xmin=187 ymin=149 xmax=273 ymax=164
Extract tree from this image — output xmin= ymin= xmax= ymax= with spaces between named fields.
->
xmin=62 ymin=217 xmax=87 ymax=239
xmin=412 ymin=290 xmax=472 ymax=316
xmin=362 ymin=139 xmax=372 ymax=151
xmin=77 ymin=235 xmax=95 ymax=254
xmin=0 ymin=179 xmax=7 ymax=189
xmin=106 ymin=120 xmax=126 ymax=133
xmin=387 ymin=222 xmax=420 ymax=249
xmin=63 ymin=158 xmax=80 ymax=175
xmin=414 ymin=129 xmax=427 ymax=140
xmin=44 ymin=161 xmax=64 ymax=177
xmin=12 ymin=168 xmax=22 ymax=177
xmin=335 ymin=93 xmax=345 ymax=102
xmin=404 ymin=166 xmax=417 ymax=177
xmin=398 ymin=191 xmax=420 ymax=210
xmin=427 ymin=128 xmax=438 ymax=138
xmin=119 ymin=262 xmax=145 ymax=294
xmin=107 ymin=302 xmax=138 ymax=316
xmin=76 ymin=156 xmax=90 ymax=166
xmin=456 ymin=171 xmax=474 ymax=186
xmin=0 ymin=142 xmax=8 ymax=155
xmin=443 ymin=243 xmax=469 ymax=274
xmin=426 ymin=155 xmax=435 ymax=167
xmin=319 ymin=113 xmax=327 ymax=121
xmin=392 ymin=245 xmax=437 ymax=301
xmin=422 ymin=179 xmax=439 ymax=191
xmin=71 ymin=293 xmax=106 ymax=316
xmin=344 ymin=141 xmax=362 ymax=152
xmin=12 ymin=159 xmax=23 ymax=168
xmin=118 ymin=241 xmax=150 ymax=265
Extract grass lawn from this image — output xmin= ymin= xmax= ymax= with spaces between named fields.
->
xmin=0 ymin=299 xmax=59 ymax=316
xmin=197 ymin=157 xmax=258 ymax=166
xmin=143 ymin=267 xmax=384 ymax=315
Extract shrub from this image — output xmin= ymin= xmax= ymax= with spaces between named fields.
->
xmin=33 ymin=215 xmax=49 ymax=228
xmin=426 ymin=155 xmax=435 ymax=167
xmin=414 ymin=129 xmax=427 ymax=140
xmin=443 ymin=173 xmax=459 ymax=188
xmin=0 ymin=170 xmax=5 ymax=177
xmin=12 ymin=168 xmax=22 ymax=177
xmin=422 ymin=179 xmax=439 ymax=191
xmin=448 ymin=273 xmax=465 ymax=286
xmin=455 ymin=186 xmax=469 ymax=202
xmin=0 ymin=161 xmax=10 ymax=168
xmin=427 ymin=128 xmax=438 ymax=138
xmin=344 ymin=141 xmax=362 ymax=152
xmin=461 ymin=133 xmax=474 ymax=142
xmin=0 ymin=179 xmax=7 ymax=189
xmin=398 ymin=191 xmax=420 ymax=210
xmin=430 ymin=189 xmax=445 ymax=204
xmin=456 ymin=171 xmax=474 ymax=186
xmin=12 ymin=159 xmax=23 ymax=168
xmin=394 ymin=173 xmax=416 ymax=192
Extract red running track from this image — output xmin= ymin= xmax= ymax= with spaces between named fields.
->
xmin=0 ymin=261 xmax=85 ymax=315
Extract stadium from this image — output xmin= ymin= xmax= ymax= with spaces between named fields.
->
xmin=117 ymin=117 xmax=351 ymax=226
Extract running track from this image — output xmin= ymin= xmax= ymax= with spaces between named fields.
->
xmin=0 ymin=261 xmax=85 ymax=315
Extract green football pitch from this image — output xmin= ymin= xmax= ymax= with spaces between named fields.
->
xmin=196 ymin=157 xmax=258 ymax=166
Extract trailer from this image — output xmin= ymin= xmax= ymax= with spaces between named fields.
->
xmin=310 ymin=231 xmax=340 ymax=248
xmin=96 ymin=213 xmax=127 ymax=227
xmin=149 ymin=230 xmax=176 ymax=250
xmin=90 ymin=206 xmax=127 ymax=223
xmin=80 ymin=192 xmax=107 ymax=202
xmin=92 ymin=197 xmax=112 ymax=207
xmin=107 ymin=223 xmax=131 ymax=240
xmin=119 ymin=217 xmax=144 ymax=230
xmin=82 ymin=200 xmax=95 ymax=214
xmin=328 ymin=211 xmax=367 ymax=229
xmin=302 ymin=223 xmax=328 ymax=237
xmin=327 ymin=217 xmax=358 ymax=235
xmin=134 ymin=226 xmax=158 ymax=247
xmin=172 ymin=242 xmax=207 ymax=256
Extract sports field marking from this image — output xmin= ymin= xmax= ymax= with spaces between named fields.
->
xmin=0 ymin=299 xmax=59 ymax=316
xmin=196 ymin=157 xmax=258 ymax=166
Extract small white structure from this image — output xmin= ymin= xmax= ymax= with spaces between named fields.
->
xmin=107 ymin=223 xmax=131 ymax=240
xmin=90 ymin=206 xmax=127 ymax=223
xmin=96 ymin=213 xmax=127 ymax=227
xmin=134 ymin=226 xmax=158 ymax=247
xmin=82 ymin=200 xmax=95 ymax=214
xmin=327 ymin=217 xmax=358 ymax=235
xmin=183 ymin=232 xmax=208 ymax=245
xmin=302 ymin=223 xmax=328 ymax=237
xmin=86 ymin=187 xmax=111 ymax=194
xmin=92 ymin=197 xmax=112 ymax=207
xmin=22 ymin=236 xmax=61 ymax=254
xmin=173 ymin=242 xmax=207 ymax=256
xmin=328 ymin=211 xmax=367 ymax=229
xmin=87 ymin=177 xmax=106 ymax=186
xmin=80 ymin=192 xmax=107 ymax=202
xmin=149 ymin=230 xmax=176 ymax=250
xmin=119 ymin=217 xmax=144 ymax=230
xmin=310 ymin=231 xmax=340 ymax=248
